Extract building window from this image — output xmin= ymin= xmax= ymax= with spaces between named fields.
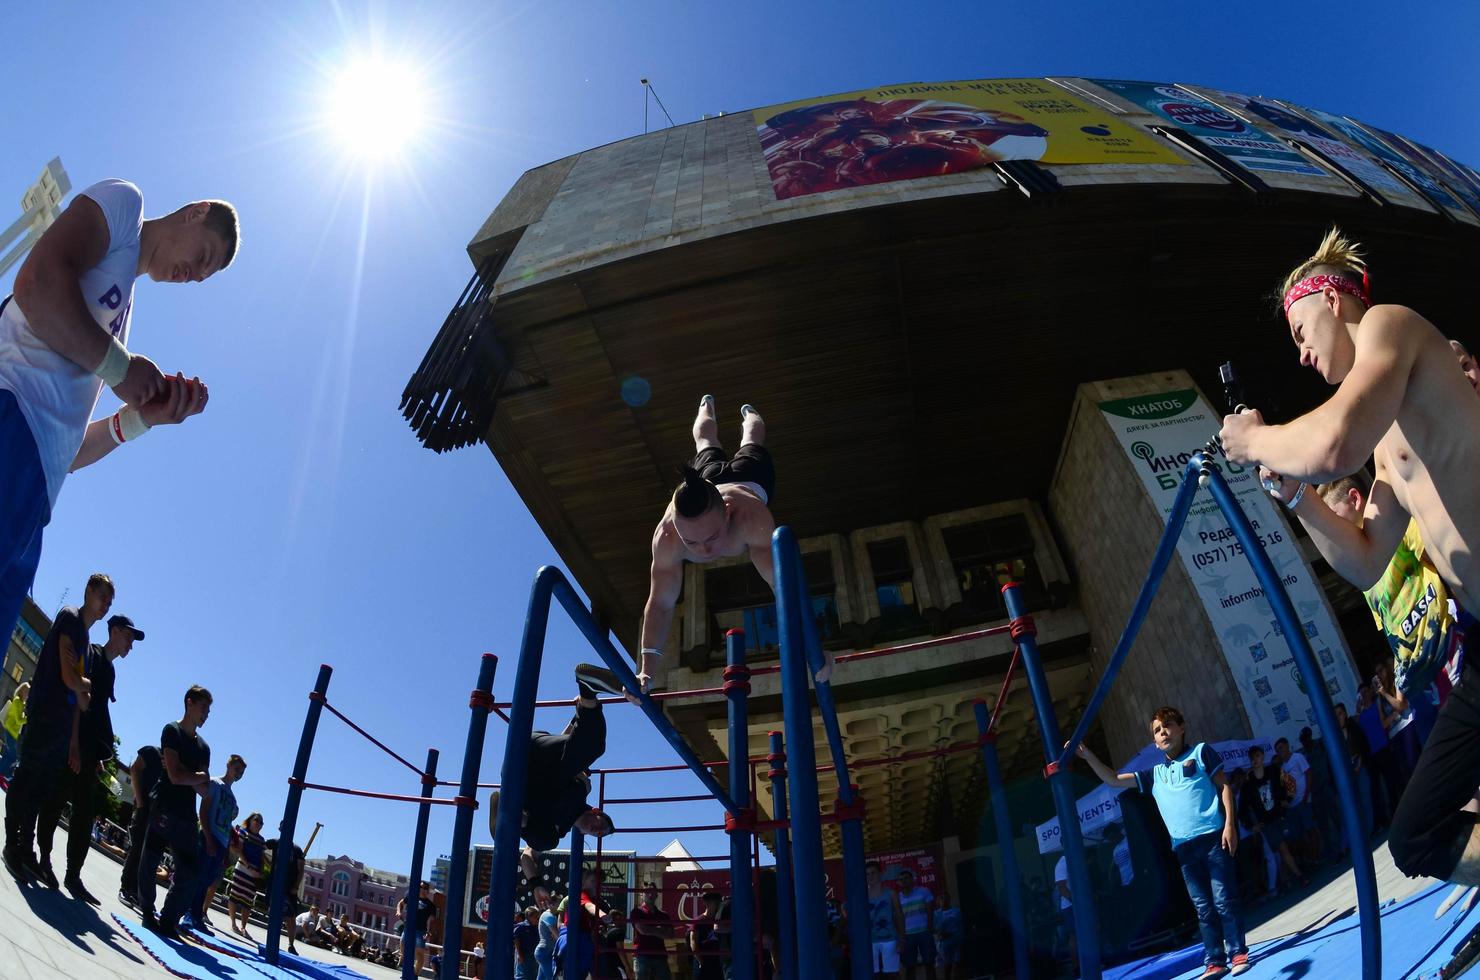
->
xmin=706 ymin=551 xmax=839 ymax=656
xmin=11 ymin=619 xmax=42 ymax=659
xmin=942 ymin=514 xmax=1048 ymax=619
xmin=866 ymin=538 xmax=926 ymax=639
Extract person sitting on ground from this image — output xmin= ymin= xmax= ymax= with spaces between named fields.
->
xmin=488 ymin=664 xmax=623 ymax=881
xmin=635 ymin=395 xmax=833 ymax=694
xmin=335 ymin=914 xmax=364 ymax=957
xmin=1237 ymin=746 xmax=1307 ymax=893
xmin=1074 ymin=706 xmax=1251 ymax=978
xmin=295 ymin=906 xmax=324 ymax=948
xmin=227 ymin=812 xmax=266 ymax=939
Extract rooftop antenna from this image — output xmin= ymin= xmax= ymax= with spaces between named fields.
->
xmin=641 ymin=78 xmax=675 ymax=134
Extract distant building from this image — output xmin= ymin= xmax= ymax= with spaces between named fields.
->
xmin=431 ymin=854 xmax=450 ymax=894
xmin=302 ymin=854 xmax=409 ymax=940
xmin=2 ymin=597 xmax=50 ymax=707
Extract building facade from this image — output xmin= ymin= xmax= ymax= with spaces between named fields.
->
xmin=2 ymin=597 xmax=50 ymax=707
xmin=302 ymin=854 xmax=409 ymax=938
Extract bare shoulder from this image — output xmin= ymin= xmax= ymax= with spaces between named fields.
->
xmin=1359 ymin=304 xmax=1442 ymax=346
xmin=651 ymin=513 xmax=682 ymax=559
xmin=726 ymin=491 xmax=775 ymax=532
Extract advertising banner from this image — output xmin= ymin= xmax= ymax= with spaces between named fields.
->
xmin=1096 ymin=387 xmax=1360 ymax=747
xmin=1402 ymin=139 xmax=1480 ymax=217
xmin=1092 ymin=80 xmax=1327 ymax=177
xmin=661 ymin=869 xmax=731 ymax=924
xmin=464 ymin=846 xmax=634 ymax=927
xmin=1299 ymin=107 xmax=1468 ymax=214
xmin=818 ymin=844 xmax=946 ymax=900
xmin=1363 ymin=124 xmax=1480 ymax=218
xmin=753 ymin=78 xmax=1185 ymax=200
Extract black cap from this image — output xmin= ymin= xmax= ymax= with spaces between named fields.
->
xmin=108 ymin=615 xmax=144 ymax=640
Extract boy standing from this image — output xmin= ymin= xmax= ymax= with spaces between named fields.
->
xmin=1075 ymin=707 xmax=1251 ymax=978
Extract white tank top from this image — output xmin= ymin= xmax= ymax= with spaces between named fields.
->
xmin=0 ymin=179 xmax=142 ymax=507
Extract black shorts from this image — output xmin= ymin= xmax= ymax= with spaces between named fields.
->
xmin=693 ymin=445 xmax=775 ymax=504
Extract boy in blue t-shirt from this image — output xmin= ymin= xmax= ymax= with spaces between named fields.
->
xmin=1075 ymin=706 xmax=1251 ymax=978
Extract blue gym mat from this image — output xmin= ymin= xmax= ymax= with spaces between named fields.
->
xmin=112 ymin=913 xmax=370 ymax=980
xmin=1105 ymin=881 xmax=1480 ymax=979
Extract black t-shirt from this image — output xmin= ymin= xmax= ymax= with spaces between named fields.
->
xmin=27 ymin=606 xmax=90 ymax=727
xmin=1239 ymin=768 xmax=1287 ymax=826
xmin=134 ymin=745 xmax=163 ymax=801
xmin=629 ymin=904 xmax=671 ymax=955
xmin=157 ymin=721 xmax=210 ymax=819
xmin=415 ymin=896 xmax=436 ymax=930
xmin=522 ymin=731 xmax=591 ymax=851
xmin=1343 ymin=719 xmax=1374 ymax=770
xmin=597 ymin=925 xmax=626 ymax=977
xmin=265 ymin=839 xmax=306 ymax=893
xmin=78 ymin=645 xmax=116 ymax=760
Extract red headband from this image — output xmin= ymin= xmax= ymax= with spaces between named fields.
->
xmin=1283 ymin=270 xmax=1371 ymax=317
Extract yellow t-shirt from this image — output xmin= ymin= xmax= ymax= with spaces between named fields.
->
xmin=1363 ymin=519 xmax=1453 ymax=693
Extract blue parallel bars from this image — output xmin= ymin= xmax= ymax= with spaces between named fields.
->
xmin=265 ymin=663 xmax=332 ymax=965
xmin=725 ymin=629 xmax=757 ymax=980
xmin=772 ymin=525 xmax=873 ymax=980
xmin=974 ymin=700 xmax=1030 ymax=980
xmin=440 ymin=654 xmax=499 ymax=980
xmin=402 ymin=748 xmax=440 ymax=980
xmin=767 ymin=731 xmax=797 ymax=980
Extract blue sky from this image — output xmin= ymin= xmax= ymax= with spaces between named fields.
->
xmin=3 ymin=0 xmax=1478 ymax=888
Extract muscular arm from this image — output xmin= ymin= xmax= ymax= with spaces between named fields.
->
xmin=638 ymin=526 xmax=685 ymax=684
xmin=1288 ymin=459 xmax=1408 ymax=589
xmin=130 ymin=754 xmax=146 ymax=806
xmin=56 ymin=635 xmax=92 ymax=708
xmin=738 ymin=501 xmax=777 ymax=590
xmin=162 ymin=746 xmax=210 ymax=788
xmin=11 ymin=196 xmax=117 ymax=373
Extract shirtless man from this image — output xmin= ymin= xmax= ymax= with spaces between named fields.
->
xmin=1219 ymin=227 xmax=1480 ymax=885
xmin=637 ymin=396 xmax=831 ymax=691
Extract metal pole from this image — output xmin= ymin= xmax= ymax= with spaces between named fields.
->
xmin=564 ymin=830 xmax=586 ymax=980
xmin=403 ymin=749 xmax=440 ymax=980
xmin=442 ymin=654 xmax=498 ymax=980
xmin=1203 ymin=461 xmax=1381 ymax=978
xmin=265 ymin=664 xmax=332 ymax=965
xmin=725 ymin=629 xmax=756 ymax=980
xmin=1004 ymin=582 xmax=1100 ymax=980
xmin=767 ymin=732 xmax=797 ymax=980
xmin=975 ymin=700 xmax=1030 ymax=980
xmin=771 ymin=527 xmax=833 ymax=979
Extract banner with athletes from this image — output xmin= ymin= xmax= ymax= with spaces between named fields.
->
xmin=752 ymin=78 xmax=1185 ymax=200
xmin=1097 ymin=387 xmax=1360 ymax=746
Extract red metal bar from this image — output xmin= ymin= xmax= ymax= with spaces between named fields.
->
xmin=288 ymin=778 xmax=468 ymax=807
xmin=987 ymin=644 xmax=1022 ymax=734
xmin=318 ymin=700 xmax=427 ymax=779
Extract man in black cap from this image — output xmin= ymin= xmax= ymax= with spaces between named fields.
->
xmin=35 ymin=613 xmax=141 ymax=902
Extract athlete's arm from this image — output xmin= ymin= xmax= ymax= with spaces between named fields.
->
xmin=1221 ymin=307 xmax=1420 ymax=480
xmin=1278 ymin=459 xmax=1408 ymax=590
xmin=71 ymin=374 xmax=210 ymax=472
xmin=56 ymin=634 xmax=91 ymax=709
xmin=162 ymin=746 xmax=210 ymax=788
xmin=738 ymin=502 xmax=777 ymax=591
xmin=12 ymin=196 xmax=164 ymax=406
xmin=637 ymin=526 xmax=684 ymax=691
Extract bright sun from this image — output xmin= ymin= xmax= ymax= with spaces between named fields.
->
xmin=327 ymin=58 xmax=428 ymax=162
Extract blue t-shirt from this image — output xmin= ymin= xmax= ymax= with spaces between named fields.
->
xmin=869 ymin=894 xmax=896 ymax=942
xmin=1133 ymin=742 xmax=1225 ymax=847
xmin=513 ymin=920 xmax=537 ymax=958
xmin=934 ymin=907 xmax=962 ymax=942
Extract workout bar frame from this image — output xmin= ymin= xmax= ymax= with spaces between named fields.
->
xmin=1031 ymin=455 xmax=1380 ymax=979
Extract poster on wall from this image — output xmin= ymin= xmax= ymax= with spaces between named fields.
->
xmin=464 ymin=846 xmax=635 ymax=927
xmin=1397 ymin=138 xmax=1480 ymax=218
xmin=1096 ymin=387 xmax=1360 ymax=747
xmin=1297 ymin=106 xmax=1469 ymax=216
xmin=1091 ymin=80 xmax=1328 ymax=178
xmin=818 ymin=844 xmax=945 ymax=899
xmin=752 ymin=78 xmax=1185 ymax=200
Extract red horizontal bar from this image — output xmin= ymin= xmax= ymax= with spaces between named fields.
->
xmin=289 ymin=778 xmax=470 ymax=807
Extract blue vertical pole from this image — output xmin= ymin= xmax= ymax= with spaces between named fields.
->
xmin=265 ymin=664 xmax=331 ymax=965
xmin=488 ymin=567 xmax=560 ymax=979
xmin=974 ymin=700 xmax=1030 ymax=980
xmin=1004 ymin=582 xmax=1100 ymax=980
xmin=564 ymin=830 xmax=586 ymax=980
xmin=442 ymin=654 xmax=498 ymax=980
xmin=1202 ymin=462 xmax=1380 ymax=978
xmin=403 ymin=749 xmax=440 ymax=980
xmin=725 ymin=629 xmax=756 ymax=980
xmin=837 ymin=797 xmax=872 ymax=980
xmin=767 ymin=732 xmax=797 ymax=980
xmin=772 ymin=527 xmax=833 ymax=980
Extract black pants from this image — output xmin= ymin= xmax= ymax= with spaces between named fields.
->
xmin=1390 ymin=658 xmax=1480 ymax=879
xmin=120 ymin=802 xmax=158 ymax=897
xmin=137 ymin=807 xmax=202 ymax=927
xmin=562 ymin=703 xmax=606 ymax=775
xmin=3 ymin=717 xmax=68 ymax=852
xmin=36 ymin=753 xmax=100 ymax=875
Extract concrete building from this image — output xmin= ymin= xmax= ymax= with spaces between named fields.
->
xmin=402 ymin=76 xmax=1480 ymax=972
xmin=2 ymin=597 xmax=51 ymax=707
xmin=302 ymin=854 xmax=408 ymax=938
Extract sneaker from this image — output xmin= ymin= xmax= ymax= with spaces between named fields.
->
xmin=34 ymin=858 xmax=59 ymax=889
xmin=1230 ymin=952 xmax=1253 ymax=975
xmin=574 ymin=663 xmax=625 ymax=699
xmin=741 ymin=403 xmax=762 ymax=422
xmin=118 ymin=889 xmax=139 ymax=909
xmin=64 ymin=875 xmax=101 ymax=906
xmin=1199 ymin=965 xmax=1229 ymax=979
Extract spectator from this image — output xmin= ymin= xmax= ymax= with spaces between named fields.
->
xmin=514 ymin=905 xmax=540 ymax=980
xmin=294 ymin=906 xmax=324 ymax=949
xmin=429 ymin=947 xmax=442 ymax=976
xmin=1053 ymin=854 xmax=1075 ymax=964
xmin=468 ymin=939 xmax=486 ymax=979
xmin=228 ymin=812 xmax=266 ymax=939
xmin=556 ymin=870 xmax=603 ymax=980
xmin=827 ymin=897 xmax=848 ymax=980
xmin=933 ymin=889 xmax=961 ymax=980
xmin=690 ymin=892 xmax=724 ymax=980
xmin=138 ymin=684 xmax=213 ymax=940
xmin=1229 ymin=769 xmax=1270 ymax=902
xmin=1238 ymin=746 xmax=1307 ymax=892
xmin=396 ymin=880 xmax=438 ymax=975
xmin=1335 ymin=703 xmax=1376 ymax=845
xmin=119 ymin=743 xmax=164 ymax=907
xmin=866 ymin=860 xmax=904 ymax=978
xmin=896 ymin=869 xmax=936 ymax=980
xmin=598 ymin=907 xmax=633 ymax=979
xmin=629 ymin=880 xmax=676 ymax=979
xmin=335 ymin=914 xmax=364 ymax=957
xmin=535 ymin=889 xmax=561 ymax=980
xmin=264 ymin=836 xmax=306 ymax=954
xmin=0 ymin=681 xmax=28 ymax=781
xmin=1274 ymin=737 xmax=1321 ymax=866
xmin=1299 ymin=727 xmax=1341 ymax=863
xmin=184 ymin=753 xmax=245 ymax=934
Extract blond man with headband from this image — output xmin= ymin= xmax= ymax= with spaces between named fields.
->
xmin=1219 ymin=227 xmax=1480 ymax=886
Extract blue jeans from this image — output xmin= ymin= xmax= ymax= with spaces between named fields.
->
xmin=0 ymin=389 xmax=48 ymax=649
xmin=533 ymin=946 xmax=554 ymax=980
xmin=1175 ymin=830 xmax=1246 ymax=966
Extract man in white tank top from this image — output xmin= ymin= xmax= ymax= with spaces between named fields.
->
xmin=0 ymin=179 xmax=239 ymax=641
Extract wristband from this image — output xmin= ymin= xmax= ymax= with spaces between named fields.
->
xmin=1284 ymin=481 xmax=1307 ymax=511
xmin=641 ymin=647 xmax=663 ymax=659
xmin=95 ymin=336 xmax=129 ymax=388
xmin=108 ymin=406 xmax=151 ymax=445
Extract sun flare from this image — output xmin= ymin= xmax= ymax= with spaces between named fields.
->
xmin=326 ymin=58 xmax=429 ymax=162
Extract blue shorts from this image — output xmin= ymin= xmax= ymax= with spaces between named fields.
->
xmin=901 ymin=932 xmax=936 ymax=968
xmin=555 ymin=929 xmax=593 ymax=978
xmin=938 ymin=939 xmax=961 ymax=964
xmin=0 ymin=388 xmax=48 ymax=642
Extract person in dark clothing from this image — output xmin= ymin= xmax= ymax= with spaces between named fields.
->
xmin=512 ymin=906 xmax=540 ymax=979
xmin=629 ymin=881 xmax=677 ymax=979
xmin=3 ymin=573 xmax=111 ymax=882
xmin=1237 ymin=746 xmax=1308 ymax=891
xmin=1336 ymin=702 xmax=1377 ymax=844
xmin=36 ymin=613 xmax=141 ymax=903
xmin=598 ymin=907 xmax=633 ymax=979
xmin=138 ymin=684 xmax=212 ymax=939
xmin=690 ymin=892 xmax=726 ymax=980
xmin=120 ymin=743 xmax=164 ymax=906
xmin=265 ymin=836 xmax=306 ymax=954
xmin=488 ymin=665 xmax=625 ymax=880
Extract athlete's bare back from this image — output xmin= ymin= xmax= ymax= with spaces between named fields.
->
xmin=654 ymin=483 xmax=774 ymax=567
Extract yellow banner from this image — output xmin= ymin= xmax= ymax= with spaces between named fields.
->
xmin=753 ymin=78 xmax=1184 ymax=199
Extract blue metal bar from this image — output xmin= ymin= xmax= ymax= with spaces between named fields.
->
xmin=265 ymin=664 xmax=331 ymax=965
xmin=1005 ymin=582 xmax=1101 ymax=980
xmin=441 ymin=654 xmax=498 ymax=980
xmin=564 ymin=829 xmax=586 ymax=980
xmin=772 ymin=527 xmax=833 ymax=980
xmin=975 ymin=700 xmax=1030 ymax=980
xmin=767 ymin=731 xmax=797 ymax=980
xmin=725 ymin=629 xmax=756 ymax=980
xmin=1055 ymin=460 xmax=1203 ymax=770
xmin=1202 ymin=461 xmax=1380 ymax=978
xmin=403 ymin=749 xmax=439 ymax=980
